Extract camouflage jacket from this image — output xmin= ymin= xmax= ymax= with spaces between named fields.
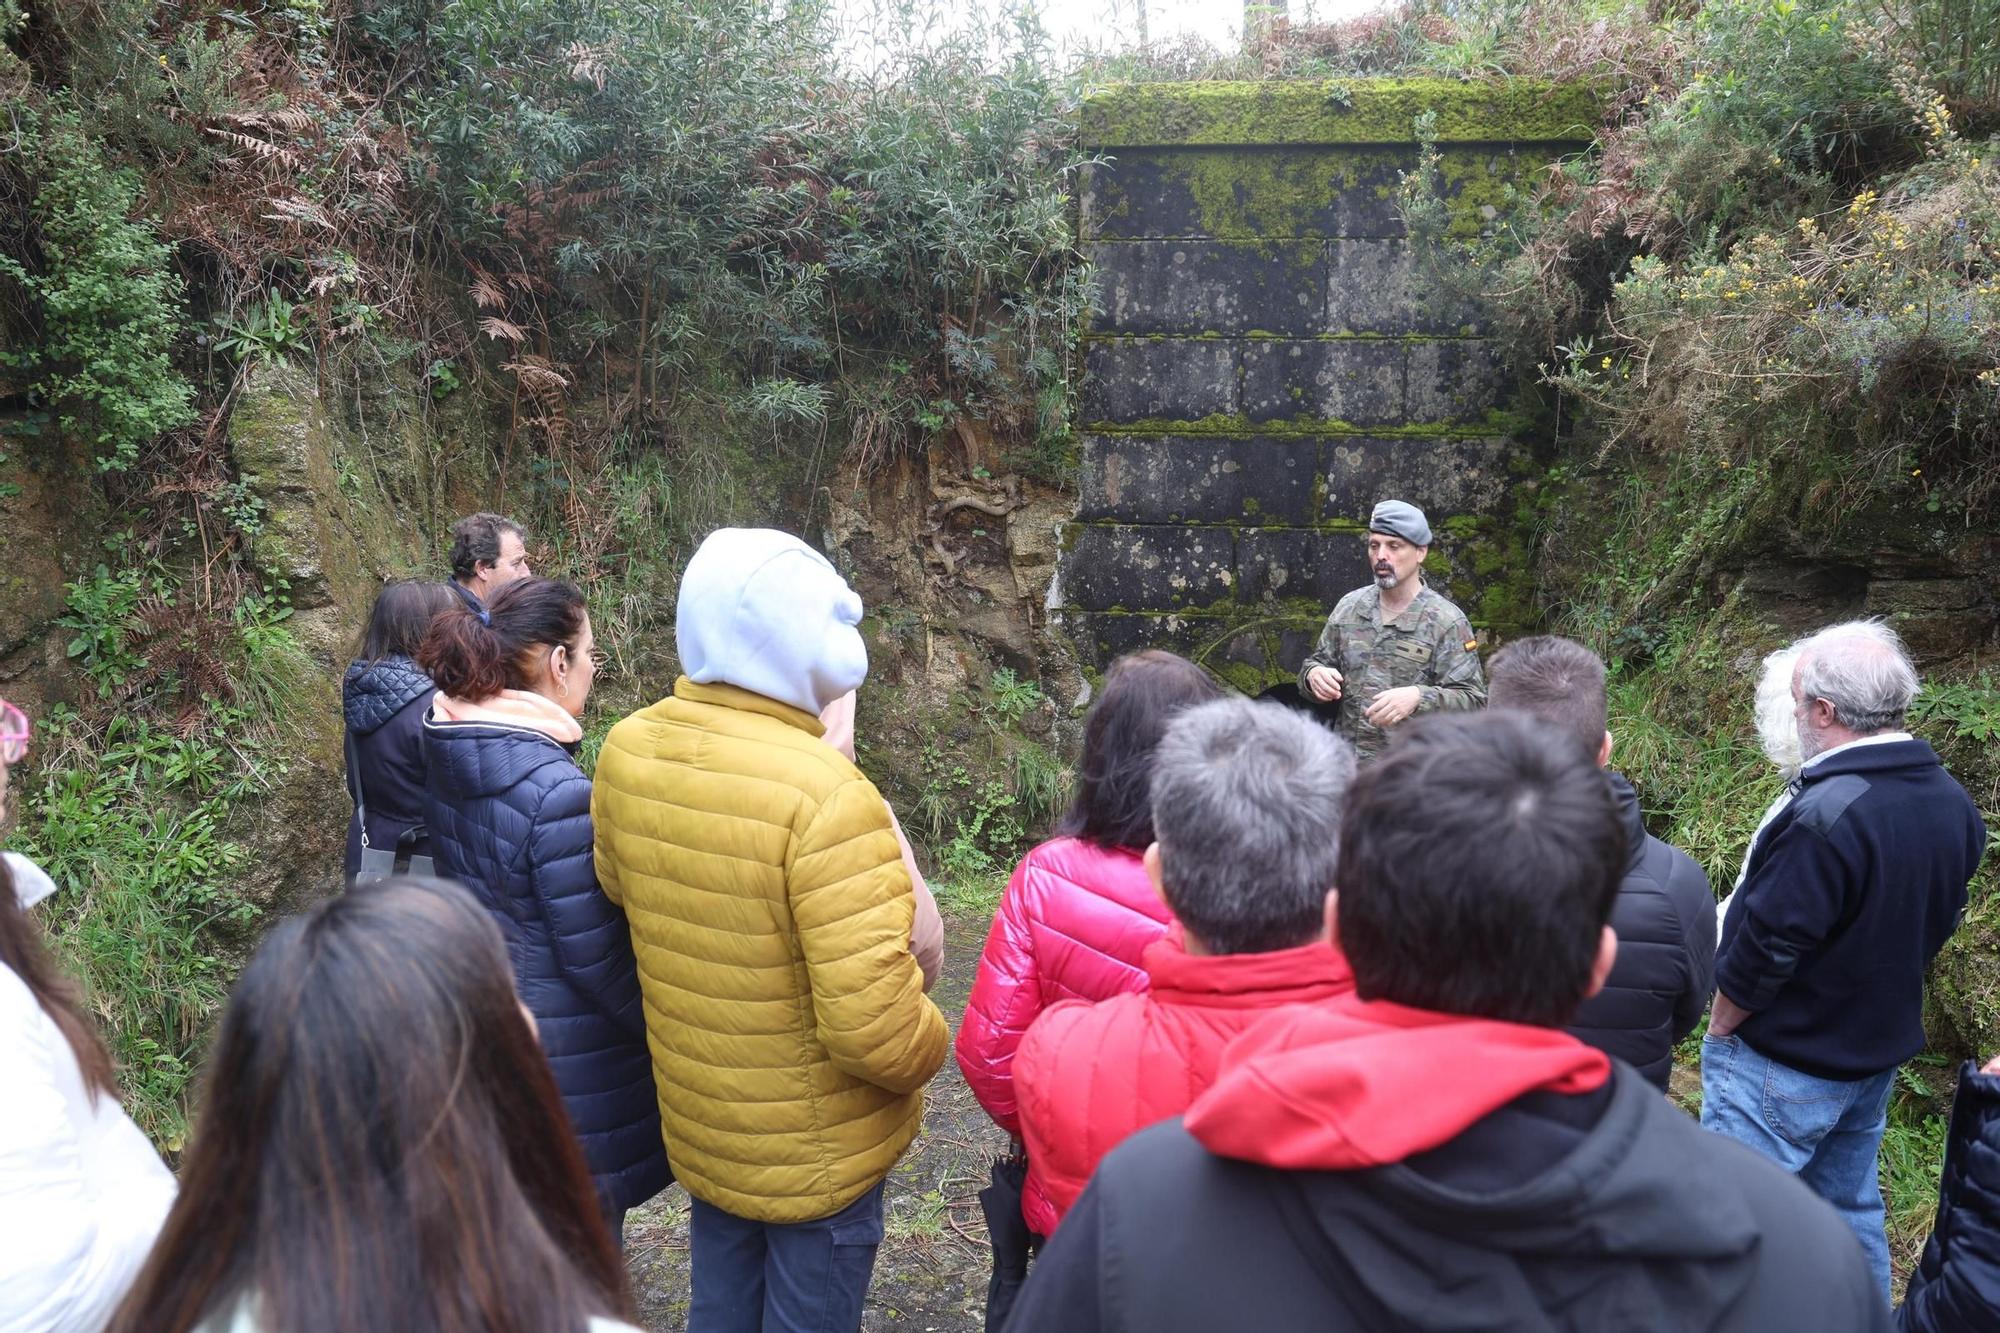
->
xmin=1296 ymin=581 xmax=1486 ymax=759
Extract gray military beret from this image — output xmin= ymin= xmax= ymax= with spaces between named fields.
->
xmin=1369 ymin=499 xmax=1432 ymax=546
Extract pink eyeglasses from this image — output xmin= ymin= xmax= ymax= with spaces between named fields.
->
xmin=0 ymin=700 xmax=29 ymax=765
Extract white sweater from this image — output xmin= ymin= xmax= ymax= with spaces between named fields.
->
xmin=0 ymin=856 xmax=176 ymax=1333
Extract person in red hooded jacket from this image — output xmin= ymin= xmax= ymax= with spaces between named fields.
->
xmin=1012 ymin=695 xmax=1358 ymax=1234
xmin=1007 ymin=711 xmax=1889 ymax=1333
xmin=956 ymin=650 xmax=1220 ymax=1223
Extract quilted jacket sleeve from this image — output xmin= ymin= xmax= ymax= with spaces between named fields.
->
xmin=1900 ymin=1066 xmax=2000 ymax=1333
xmin=529 ymin=769 xmax=647 ymax=1041
xmin=590 ymin=774 xmax=624 ymax=906
xmin=791 ymin=777 xmax=949 ymax=1095
xmin=955 ymin=854 xmax=1044 ymax=1135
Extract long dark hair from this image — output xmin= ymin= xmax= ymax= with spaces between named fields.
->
xmin=0 ymin=855 xmax=117 ymax=1099
xmin=108 ymin=878 xmax=629 ymax=1333
xmin=353 ymin=580 xmax=459 ymax=664
xmin=418 ymin=577 xmax=585 ymax=701
xmin=1058 ymin=650 xmax=1223 ymax=851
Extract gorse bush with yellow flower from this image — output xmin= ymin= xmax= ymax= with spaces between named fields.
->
xmin=1402 ymin=0 xmax=2000 ymax=591
xmin=1556 ymin=130 xmax=2000 ymax=517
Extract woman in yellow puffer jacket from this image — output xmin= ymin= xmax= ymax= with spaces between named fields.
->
xmin=592 ymin=528 xmax=947 ymax=1333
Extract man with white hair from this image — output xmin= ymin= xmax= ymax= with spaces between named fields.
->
xmin=1703 ymin=619 xmax=1985 ymax=1299
xmin=1714 ymin=646 xmax=1807 ymax=934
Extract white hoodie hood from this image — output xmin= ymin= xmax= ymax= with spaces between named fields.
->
xmin=676 ymin=528 xmax=869 ymax=717
xmin=3 ymin=852 xmax=58 ymax=910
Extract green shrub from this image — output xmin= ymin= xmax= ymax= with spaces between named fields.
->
xmin=384 ymin=0 xmax=1088 ymax=466
xmin=0 ymin=104 xmax=196 ymax=471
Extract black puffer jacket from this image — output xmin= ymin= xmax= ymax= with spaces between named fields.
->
xmin=1901 ymin=1064 xmax=2000 ymax=1332
xmin=423 ymin=714 xmax=671 ymax=1214
xmin=1565 ymin=773 xmax=1715 ymax=1088
xmin=342 ymin=656 xmax=435 ymax=881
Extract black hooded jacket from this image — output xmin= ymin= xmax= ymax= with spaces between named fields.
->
xmin=1565 ymin=773 xmax=1716 ymax=1088
xmin=1901 ymin=1064 xmax=2000 ymax=1332
xmin=1008 ymin=1063 xmax=1890 ymax=1333
xmin=341 ymin=655 xmax=436 ymax=880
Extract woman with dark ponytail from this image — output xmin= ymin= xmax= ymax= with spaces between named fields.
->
xmin=0 ymin=697 xmax=176 ymax=1331
xmin=418 ymin=579 xmax=669 ymax=1243
xmin=343 ymin=579 xmax=457 ymax=882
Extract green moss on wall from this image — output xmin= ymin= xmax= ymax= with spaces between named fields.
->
xmin=1082 ymin=78 xmax=1603 ymax=149
xmin=1089 ymin=145 xmax=1553 ymax=243
xmin=1084 ymin=409 xmax=1538 ymax=437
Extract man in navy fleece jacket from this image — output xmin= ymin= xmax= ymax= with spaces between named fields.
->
xmin=1703 ymin=619 xmax=1986 ymax=1300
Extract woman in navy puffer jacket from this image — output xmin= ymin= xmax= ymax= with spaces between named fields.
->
xmin=1901 ymin=1055 xmax=2000 ymax=1331
xmin=418 ymin=577 xmax=669 ymax=1240
xmin=342 ymin=581 xmax=456 ymax=881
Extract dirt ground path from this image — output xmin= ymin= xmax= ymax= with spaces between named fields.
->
xmin=625 ymin=910 xmax=1003 ymax=1331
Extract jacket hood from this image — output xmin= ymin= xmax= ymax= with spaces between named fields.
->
xmin=675 ymin=528 xmax=868 ymax=716
xmin=1144 ymin=933 xmax=1354 ymax=1009
xmin=3 ymin=853 xmax=59 ymax=911
xmin=432 ymin=688 xmax=583 ymax=745
xmin=1184 ymin=999 xmax=1608 ymax=1170
xmin=343 ymin=656 xmax=435 ymax=733
xmin=424 ymin=708 xmax=577 ymax=801
xmin=1606 ymin=770 xmax=1650 ymax=875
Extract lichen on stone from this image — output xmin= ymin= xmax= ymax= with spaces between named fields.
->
xmin=1081 ymin=78 xmax=1604 ymax=149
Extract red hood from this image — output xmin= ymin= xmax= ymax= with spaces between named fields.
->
xmin=1144 ymin=932 xmax=1353 ymax=1008
xmin=1184 ymin=999 xmax=1609 ymax=1170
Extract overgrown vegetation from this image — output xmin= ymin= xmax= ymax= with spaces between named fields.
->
xmin=3 ymin=0 xmax=1100 ymax=1143
xmin=5 ymin=0 xmax=2000 ymax=1292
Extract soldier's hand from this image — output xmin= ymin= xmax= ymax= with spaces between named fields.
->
xmin=1306 ymin=666 xmax=1343 ymax=702
xmin=1362 ymin=686 xmax=1422 ymax=728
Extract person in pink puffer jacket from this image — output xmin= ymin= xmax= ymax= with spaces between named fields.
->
xmin=957 ymin=650 xmax=1222 ymax=1234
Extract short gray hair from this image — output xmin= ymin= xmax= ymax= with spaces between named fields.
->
xmin=1149 ymin=698 xmax=1358 ymax=954
xmin=1793 ymin=619 xmax=1920 ymax=734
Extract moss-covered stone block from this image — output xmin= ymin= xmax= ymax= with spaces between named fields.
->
xmin=1406 ymin=339 xmax=1515 ymax=424
xmin=1068 ymin=607 xmax=1322 ymax=691
xmin=1062 ymin=523 xmax=1238 ymax=610
xmin=1082 ymin=144 xmax=1557 ymax=245
xmin=1082 ymin=338 xmax=1239 ymax=423
xmin=1079 ymin=433 xmax=1319 ymax=525
xmin=1320 ymin=435 xmax=1517 ymax=524
xmin=1080 ymin=78 xmax=1603 ymax=148
xmin=1088 ymin=240 xmax=1327 ymax=336
xmin=1082 ymin=148 xmax=1410 ymax=241
xmin=1235 ymin=527 xmax=1369 ymax=605
xmin=1241 ymin=338 xmax=1405 ymax=427
xmin=1328 ymin=239 xmax=1490 ymax=336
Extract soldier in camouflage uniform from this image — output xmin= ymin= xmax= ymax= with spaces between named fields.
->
xmin=1298 ymin=500 xmax=1486 ymax=759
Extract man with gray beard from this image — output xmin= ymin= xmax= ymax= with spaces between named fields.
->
xmin=1703 ymin=619 xmax=1985 ymax=1300
xmin=1714 ymin=644 xmax=1807 ymax=933
xmin=1297 ymin=500 xmax=1485 ymax=759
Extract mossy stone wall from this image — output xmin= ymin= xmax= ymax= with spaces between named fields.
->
xmin=1060 ymin=79 xmax=1594 ymax=689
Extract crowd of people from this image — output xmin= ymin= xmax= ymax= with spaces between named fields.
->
xmin=1 ymin=501 xmax=1998 ymax=1333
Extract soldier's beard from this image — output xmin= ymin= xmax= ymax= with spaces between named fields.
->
xmin=1373 ymin=566 xmax=1400 ymax=589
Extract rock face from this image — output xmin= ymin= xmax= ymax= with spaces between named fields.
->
xmin=1060 ymin=79 xmax=1592 ymax=689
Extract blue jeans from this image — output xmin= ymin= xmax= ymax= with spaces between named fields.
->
xmin=1700 ymin=1032 xmax=1896 ymax=1298
xmin=687 ymin=1181 xmax=887 ymax=1333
